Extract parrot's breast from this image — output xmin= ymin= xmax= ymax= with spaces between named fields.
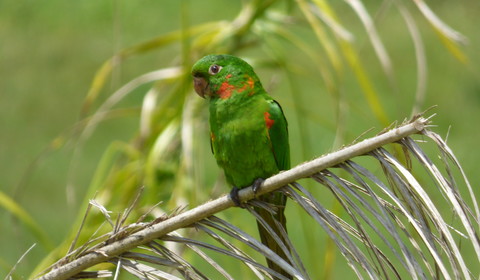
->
xmin=210 ymin=97 xmax=278 ymax=188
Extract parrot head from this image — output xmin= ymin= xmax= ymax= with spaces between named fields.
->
xmin=191 ymin=54 xmax=261 ymax=99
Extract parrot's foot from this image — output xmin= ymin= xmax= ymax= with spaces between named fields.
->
xmin=230 ymin=187 xmax=245 ymax=208
xmin=252 ymin=178 xmax=265 ymax=195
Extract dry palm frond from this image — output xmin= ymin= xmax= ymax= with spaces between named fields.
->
xmin=5 ymin=244 xmax=37 ymax=280
xmin=33 ymin=116 xmax=480 ymax=279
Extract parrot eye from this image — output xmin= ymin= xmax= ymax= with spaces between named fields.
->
xmin=208 ymin=64 xmax=222 ymax=75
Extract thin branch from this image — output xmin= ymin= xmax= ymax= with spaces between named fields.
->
xmin=35 ymin=117 xmax=427 ymax=280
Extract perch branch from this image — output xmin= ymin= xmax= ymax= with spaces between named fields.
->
xmin=36 ymin=117 xmax=427 ymax=280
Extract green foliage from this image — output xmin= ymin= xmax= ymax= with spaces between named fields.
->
xmin=1 ymin=0 xmax=478 ymax=278
xmin=0 ymin=192 xmax=52 ymax=250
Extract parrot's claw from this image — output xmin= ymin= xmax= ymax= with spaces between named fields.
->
xmin=230 ymin=187 xmax=245 ymax=208
xmin=252 ymin=178 xmax=265 ymax=195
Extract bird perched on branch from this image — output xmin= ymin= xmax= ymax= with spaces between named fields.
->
xmin=192 ymin=54 xmax=292 ymax=279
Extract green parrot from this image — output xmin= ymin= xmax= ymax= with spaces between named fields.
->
xmin=192 ymin=54 xmax=292 ymax=279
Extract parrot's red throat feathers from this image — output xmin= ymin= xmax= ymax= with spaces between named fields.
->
xmin=193 ymin=76 xmax=209 ymax=98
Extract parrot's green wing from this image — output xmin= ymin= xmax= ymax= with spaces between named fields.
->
xmin=256 ymin=99 xmax=292 ymax=279
xmin=266 ymin=100 xmax=290 ymax=171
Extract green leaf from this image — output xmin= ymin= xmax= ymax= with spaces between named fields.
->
xmin=0 ymin=191 xmax=53 ymax=250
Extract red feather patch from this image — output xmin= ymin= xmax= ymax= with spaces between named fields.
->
xmin=264 ymin=111 xmax=275 ymax=129
xmin=238 ymin=76 xmax=255 ymax=95
xmin=217 ymin=75 xmax=256 ymax=99
xmin=217 ymin=74 xmax=234 ymax=99
xmin=218 ymin=81 xmax=235 ymax=99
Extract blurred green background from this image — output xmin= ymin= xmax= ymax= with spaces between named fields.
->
xmin=1 ymin=0 xmax=479 ymax=278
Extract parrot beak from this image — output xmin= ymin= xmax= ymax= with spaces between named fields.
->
xmin=193 ymin=76 xmax=209 ymax=98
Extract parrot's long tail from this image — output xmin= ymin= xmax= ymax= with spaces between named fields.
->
xmin=255 ymin=192 xmax=292 ymax=280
